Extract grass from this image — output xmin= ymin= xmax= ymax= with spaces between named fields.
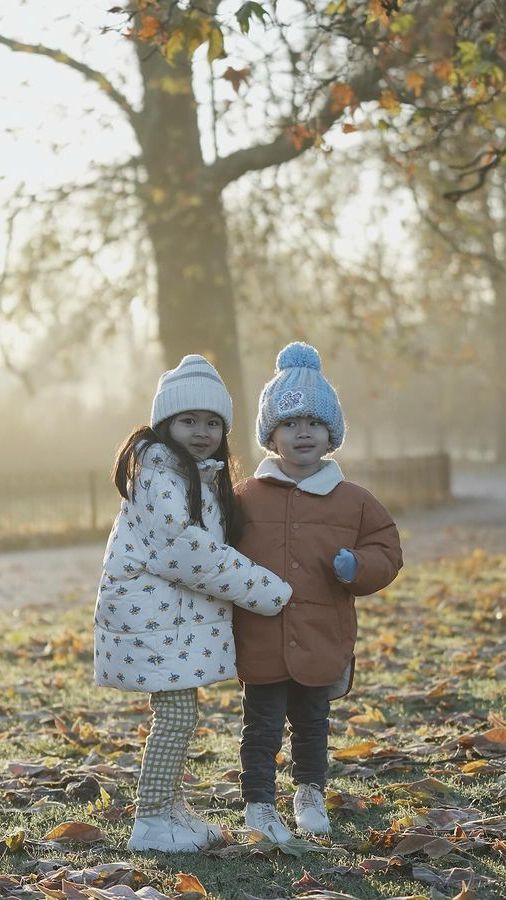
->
xmin=0 ymin=550 xmax=505 ymax=899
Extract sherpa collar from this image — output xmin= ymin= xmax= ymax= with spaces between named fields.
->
xmin=254 ymin=457 xmax=344 ymax=496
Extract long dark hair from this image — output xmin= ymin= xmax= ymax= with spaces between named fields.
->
xmin=112 ymin=417 xmax=240 ymax=543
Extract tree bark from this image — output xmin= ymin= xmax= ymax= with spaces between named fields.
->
xmin=135 ymin=47 xmax=253 ymax=470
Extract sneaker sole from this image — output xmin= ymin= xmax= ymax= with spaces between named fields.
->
xmin=127 ymin=837 xmax=203 ymax=852
xmin=296 ymin=824 xmax=330 ymax=835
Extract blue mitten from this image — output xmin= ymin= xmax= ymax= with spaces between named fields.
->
xmin=333 ymin=548 xmax=357 ymax=583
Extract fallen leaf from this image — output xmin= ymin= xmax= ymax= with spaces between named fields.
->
xmin=43 ymin=822 xmax=108 ymax=843
xmin=173 ymin=873 xmax=206 ymax=897
xmin=1 ymin=829 xmax=25 ymax=851
xmin=394 ymin=832 xmax=456 ymax=859
xmin=326 ymin=789 xmax=368 ymax=813
xmin=331 ymin=741 xmax=378 ymax=759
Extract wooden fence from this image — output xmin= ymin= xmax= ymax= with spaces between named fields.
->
xmin=344 ymin=453 xmax=451 ymax=511
xmin=0 ymin=453 xmax=450 ymax=549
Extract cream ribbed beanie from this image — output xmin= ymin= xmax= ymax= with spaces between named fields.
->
xmin=150 ymin=355 xmax=233 ymax=432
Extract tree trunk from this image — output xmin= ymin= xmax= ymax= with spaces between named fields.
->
xmin=135 ymin=45 xmax=253 ymax=471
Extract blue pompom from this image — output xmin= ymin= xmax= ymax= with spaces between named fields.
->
xmin=276 ymin=342 xmax=321 ymax=372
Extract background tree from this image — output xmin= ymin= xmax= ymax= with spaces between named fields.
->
xmin=1 ymin=0 xmax=504 ymax=464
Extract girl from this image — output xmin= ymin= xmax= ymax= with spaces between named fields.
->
xmin=94 ymin=355 xmax=292 ymax=853
xmin=233 ymin=342 xmax=403 ymax=842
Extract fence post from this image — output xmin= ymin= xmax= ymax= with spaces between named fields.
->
xmin=89 ymin=471 xmax=97 ymax=530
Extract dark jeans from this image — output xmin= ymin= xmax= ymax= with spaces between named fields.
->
xmin=240 ymin=680 xmax=330 ymax=803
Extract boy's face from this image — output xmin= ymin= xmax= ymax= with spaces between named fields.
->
xmin=269 ymin=416 xmax=330 ymax=479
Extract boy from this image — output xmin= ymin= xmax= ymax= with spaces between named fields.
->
xmin=233 ymin=342 xmax=403 ymax=841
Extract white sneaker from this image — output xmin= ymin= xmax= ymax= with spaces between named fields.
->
xmin=293 ymin=783 xmax=330 ymax=834
xmin=172 ymin=798 xmax=223 ymax=843
xmin=245 ymin=802 xmax=293 ymax=843
xmin=127 ymin=806 xmax=223 ymax=853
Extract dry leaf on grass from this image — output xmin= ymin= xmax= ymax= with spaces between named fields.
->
xmin=43 ymin=822 xmax=108 ymax=843
xmin=173 ymin=873 xmax=206 ymax=897
xmin=326 ymin=789 xmax=368 ymax=814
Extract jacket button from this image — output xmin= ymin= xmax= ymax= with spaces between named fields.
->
xmin=292 ymin=523 xmax=299 ymax=529
xmin=290 ymin=602 xmax=297 ymax=609
xmin=288 ymin=640 xmax=297 ymax=647
xmin=291 ymin=561 xmax=299 ymax=569
xmin=294 ymin=490 xmax=301 ymax=497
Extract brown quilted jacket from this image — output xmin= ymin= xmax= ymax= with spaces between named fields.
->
xmin=233 ymin=469 xmax=403 ymax=686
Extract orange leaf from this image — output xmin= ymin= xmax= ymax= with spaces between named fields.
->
xmin=405 ymin=71 xmax=425 ymax=97
xmin=332 ymin=740 xmax=378 ymax=759
xmin=426 ymin=679 xmax=451 ymax=698
xmin=367 ymin=0 xmax=389 ymax=26
xmin=330 ymin=82 xmax=356 ymax=112
xmin=480 ymin=726 xmax=506 ymax=744
xmin=379 ymin=89 xmax=400 ymax=113
xmin=433 ymin=59 xmax=454 ymax=81
xmin=137 ymin=15 xmax=160 ymax=41
xmin=285 ymin=124 xmax=316 ymax=151
xmin=174 ymin=873 xmax=207 ymax=897
xmin=43 ymin=821 xmax=108 ymax=843
xmin=342 ymin=122 xmax=358 ymax=133
xmin=326 ymin=789 xmax=368 ymax=813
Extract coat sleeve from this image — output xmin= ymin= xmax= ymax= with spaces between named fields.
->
xmin=346 ymin=490 xmax=403 ymax=597
xmin=144 ymin=471 xmax=292 ymax=616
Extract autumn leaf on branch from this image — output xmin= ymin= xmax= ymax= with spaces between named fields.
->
xmin=236 ymin=2 xmax=269 ymax=34
xmin=223 ymin=66 xmax=251 ymax=93
xmin=329 ymin=82 xmax=357 ymax=113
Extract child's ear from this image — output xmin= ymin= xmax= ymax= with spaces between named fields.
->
xmin=268 ymin=439 xmax=277 ymax=452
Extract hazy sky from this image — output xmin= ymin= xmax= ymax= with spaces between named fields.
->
xmin=0 ymin=1 xmax=415 ymax=293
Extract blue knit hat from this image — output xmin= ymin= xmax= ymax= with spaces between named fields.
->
xmin=256 ymin=342 xmax=345 ymax=451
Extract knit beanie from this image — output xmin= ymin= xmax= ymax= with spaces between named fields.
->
xmin=150 ymin=355 xmax=233 ymax=432
xmin=256 ymin=342 xmax=345 ymax=451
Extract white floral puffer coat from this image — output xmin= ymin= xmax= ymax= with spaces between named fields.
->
xmin=94 ymin=444 xmax=292 ymax=693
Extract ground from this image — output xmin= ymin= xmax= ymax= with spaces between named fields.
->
xmin=0 ymin=463 xmax=504 ymax=900
xmin=1 ymin=464 xmax=504 ymax=610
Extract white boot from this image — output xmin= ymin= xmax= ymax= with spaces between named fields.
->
xmin=127 ymin=805 xmax=222 ymax=853
xmin=245 ymin=802 xmax=293 ymax=843
xmin=293 ymin=783 xmax=330 ymax=834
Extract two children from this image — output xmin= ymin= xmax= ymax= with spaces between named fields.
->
xmin=94 ymin=355 xmax=293 ymax=852
xmin=94 ymin=344 xmax=402 ymax=851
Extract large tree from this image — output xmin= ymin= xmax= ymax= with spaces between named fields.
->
xmin=1 ymin=0 xmax=504 ymax=463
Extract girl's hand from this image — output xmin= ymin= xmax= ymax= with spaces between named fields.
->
xmin=333 ymin=548 xmax=357 ymax=583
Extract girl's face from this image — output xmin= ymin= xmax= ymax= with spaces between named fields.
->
xmin=169 ymin=410 xmax=224 ymax=460
xmin=269 ymin=416 xmax=330 ymax=479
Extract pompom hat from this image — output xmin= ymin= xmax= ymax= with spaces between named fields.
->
xmin=256 ymin=342 xmax=345 ymax=451
xmin=151 ymin=354 xmax=233 ymax=432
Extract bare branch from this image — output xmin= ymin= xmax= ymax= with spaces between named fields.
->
xmin=208 ymin=60 xmax=381 ymax=189
xmin=443 ymin=147 xmax=506 ymax=202
xmin=0 ymin=34 xmax=139 ymax=126
xmin=411 ymin=183 xmax=504 ymax=272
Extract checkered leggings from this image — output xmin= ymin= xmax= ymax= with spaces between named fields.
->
xmin=136 ymin=688 xmax=199 ymax=817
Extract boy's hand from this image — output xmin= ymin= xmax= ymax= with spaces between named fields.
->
xmin=333 ymin=548 xmax=357 ymax=583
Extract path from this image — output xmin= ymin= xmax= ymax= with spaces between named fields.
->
xmin=0 ymin=464 xmax=504 ymax=609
